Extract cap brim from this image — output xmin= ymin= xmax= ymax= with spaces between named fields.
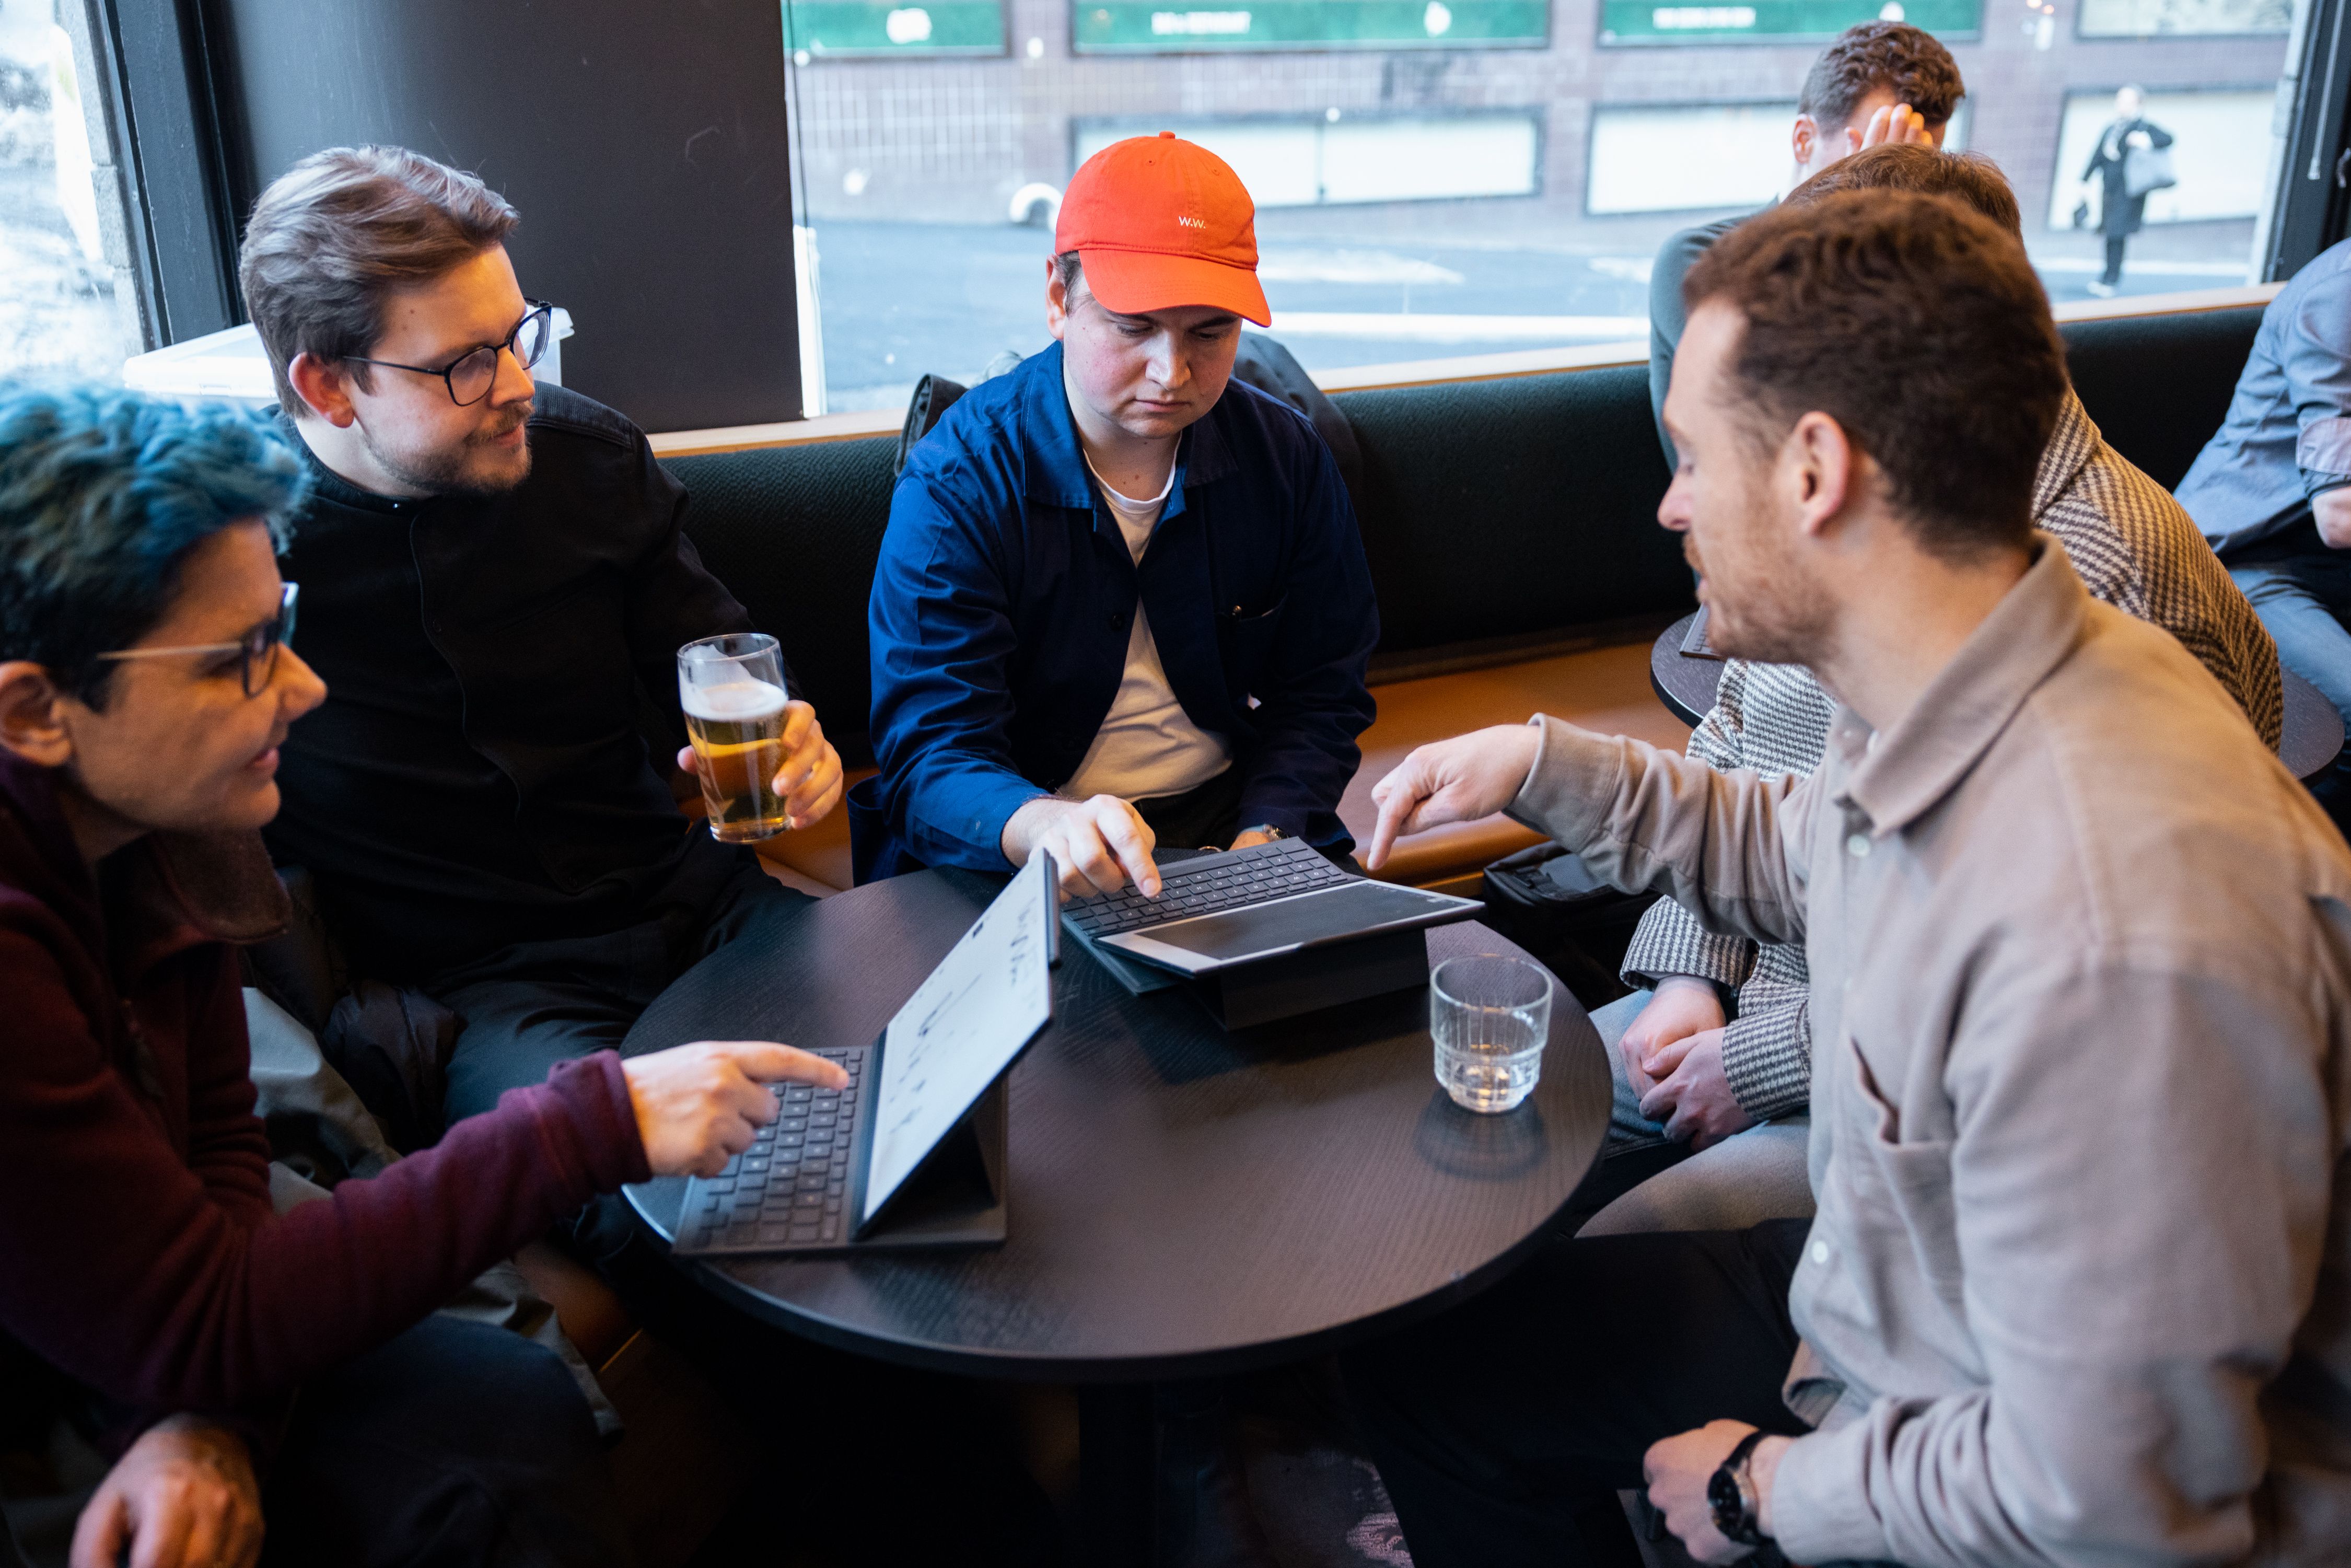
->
xmin=1078 ymin=247 xmax=1271 ymax=328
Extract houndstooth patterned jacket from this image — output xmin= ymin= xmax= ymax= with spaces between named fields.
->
xmin=1619 ymin=391 xmax=2283 ymax=1121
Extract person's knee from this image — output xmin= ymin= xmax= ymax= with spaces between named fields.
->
xmin=1580 ymin=1120 xmax=1812 ymax=1237
xmin=266 ymin=1321 xmax=625 ymax=1567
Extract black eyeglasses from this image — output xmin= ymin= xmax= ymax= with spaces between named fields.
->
xmin=345 ymin=301 xmax=554 ymax=407
xmin=97 ymin=582 xmax=300 ymax=699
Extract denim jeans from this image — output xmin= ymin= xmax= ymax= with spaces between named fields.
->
xmin=2231 ymin=545 xmax=2351 ymax=817
xmin=1578 ymin=990 xmax=1813 ymax=1236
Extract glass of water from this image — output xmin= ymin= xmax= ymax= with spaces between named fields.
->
xmin=1431 ymin=954 xmax=1552 ymax=1114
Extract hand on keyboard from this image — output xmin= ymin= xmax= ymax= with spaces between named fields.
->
xmin=1062 ymin=837 xmax=1355 ymax=940
xmin=1003 ymin=793 xmax=1161 ymax=898
xmin=624 ymin=1041 xmax=851 ymax=1178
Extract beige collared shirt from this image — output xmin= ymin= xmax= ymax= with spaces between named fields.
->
xmin=1509 ymin=537 xmax=2351 ymax=1565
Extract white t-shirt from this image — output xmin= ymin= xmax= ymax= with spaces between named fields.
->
xmin=1062 ymin=451 xmax=1233 ymax=803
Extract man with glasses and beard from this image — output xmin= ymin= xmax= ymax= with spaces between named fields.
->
xmin=243 ymin=146 xmax=846 ymax=1151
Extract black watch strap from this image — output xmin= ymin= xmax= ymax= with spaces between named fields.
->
xmin=1708 ymin=1428 xmax=1774 ymax=1548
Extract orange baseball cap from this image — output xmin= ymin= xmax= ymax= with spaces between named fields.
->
xmin=1055 ymin=132 xmax=1271 ymax=327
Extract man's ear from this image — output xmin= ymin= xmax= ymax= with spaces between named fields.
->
xmin=286 ymin=352 xmax=360 ymax=428
xmin=0 ymin=663 xmax=77 ymax=769
xmin=1790 ymin=113 xmax=1820 ymax=172
xmin=1784 ymin=411 xmax=1856 ymax=540
xmin=1045 ymin=260 xmax=1072 ymax=343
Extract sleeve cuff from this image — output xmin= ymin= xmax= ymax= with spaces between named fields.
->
xmin=1620 ymin=895 xmax=1758 ymax=991
xmin=1718 ymin=1002 xmax=1812 ymax=1121
xmin=548 ymin=1051 xmax=652 ymax=1189
xmin=1503 ymin=715 xmax=1628 ymax=851
xmin=1768 ymin=1419 xmax=1889 ymax=1565
xmin=2298 ymin=414 xmax=2351 ymax=492
xmin=910 ymin=772 xmax=1054 ymax=873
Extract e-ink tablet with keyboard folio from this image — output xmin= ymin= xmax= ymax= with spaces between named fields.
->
xmin=670 ymin=854 xmax=1055 ymax=1258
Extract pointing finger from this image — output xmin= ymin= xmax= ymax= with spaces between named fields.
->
xmin=707 ymin=1041 xmax=849 ymax=1090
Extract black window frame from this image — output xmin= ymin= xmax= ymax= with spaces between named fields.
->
xmin=78 ymin=0 xmax=244 ymax=346
xmin=2267 ymin=0 xmax=2351 ymax=278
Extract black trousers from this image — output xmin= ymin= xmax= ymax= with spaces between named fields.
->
xmin=428 ymin=855 xmax=812 ymax=1124
xmin=4 ymin=1318 xmax=631 ymax=1568
xmin=2101 ymin=234 xmax=2129 ymax=286
xmin=1342 ymin=1221 xmax=1812 ymax=1568
xmin=261 ymin=1316 xmax=632 ymax=1567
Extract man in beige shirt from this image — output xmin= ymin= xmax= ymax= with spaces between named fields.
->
xmin=1345 ymin=191 xmax=2351 ymax=1567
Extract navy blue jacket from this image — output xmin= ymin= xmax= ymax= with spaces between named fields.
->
xmin=859 ymin=343 xmax=1378 ymax=878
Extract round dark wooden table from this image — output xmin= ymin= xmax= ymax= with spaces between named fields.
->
xmin=622 ymin=867 xmax=1609 ymax=1564
xmin=1649 ymin=609 xmax=1719 ymax=729
xmin=1651 ymin=610 xmax=2348 ymax=784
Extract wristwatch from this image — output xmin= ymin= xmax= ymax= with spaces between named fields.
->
xmin=1239 ymin=824 xmax=1286 ymax=841
xmin=1707 ymin=1430 xmax=1773 ymax=1548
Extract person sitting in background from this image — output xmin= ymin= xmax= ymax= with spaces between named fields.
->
xmin=2178 ymin=233 xmax=2351 ymax=826
xmin=1351 ymin=189 xmax=2351 ymax=1568
xmin=0 ymin=386 xmax=845 ymax=1568
xmin=859 ymin=132 xmax=1378 ymax=895
xmin=241 ymin=146 xmax=843 ymax=1132
xmin=1646 ymin=20 xmax=1965 ymax=465
xmin=1578 ymin=143 xmax=2283 ymax=1236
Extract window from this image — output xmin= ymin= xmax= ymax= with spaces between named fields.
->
xmin=2075 ymin=0 xmax=2288 ymax=38
xmin=0 ymin=5 xmax=138 ymax=380
xmin=2046 ymin=86 xmax=2279 ymax=229
xmin=782 ymin=0 xmax=2296 ymax=418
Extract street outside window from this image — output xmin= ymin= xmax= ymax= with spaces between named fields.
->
xmin=0 ymin=0 xmax=135 ymax=381
xmin=782 ymin=0 xmax=2295 ymax=417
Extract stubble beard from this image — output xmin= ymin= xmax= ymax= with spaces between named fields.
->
xmin=364 ymin=408 xmax=533 ymax=500
xmin=1686 ymin=506 xmax=1834 ymax=671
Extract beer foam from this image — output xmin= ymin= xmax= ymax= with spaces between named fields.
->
xmin=682 ymin=677 xmax=788 ymax=722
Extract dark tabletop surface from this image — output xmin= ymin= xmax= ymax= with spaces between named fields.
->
xmin=1651 ymin=610 xmax=2346 ymax=783
xmin=1649 ymin=610 xmax=1720 ymax=729
xmin=623 ymin=867 xmax=1610 ymax=1383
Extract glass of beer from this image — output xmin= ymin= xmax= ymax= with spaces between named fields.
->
xmin=678 ymin=633 xmax=792 ymax=842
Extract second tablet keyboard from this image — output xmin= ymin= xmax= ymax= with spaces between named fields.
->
xmin=1061 ymin=837 xmax=1355 ymax=940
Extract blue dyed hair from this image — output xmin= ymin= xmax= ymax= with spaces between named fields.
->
xmin=0 ymin=385 xmax=309 ymax=709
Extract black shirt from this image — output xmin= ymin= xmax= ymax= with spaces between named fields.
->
xmin=266 ymin=385 xmax=760 ymax=981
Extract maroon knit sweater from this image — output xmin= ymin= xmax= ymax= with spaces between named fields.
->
xmin=0 ymin=751 xmax=650 ymax=1436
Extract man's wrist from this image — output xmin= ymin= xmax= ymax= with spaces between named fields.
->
xmin=998 ymin=792 xmax=1061 ymax=862
xmin=1654 ymin=973 xmax=1729 ymax=1006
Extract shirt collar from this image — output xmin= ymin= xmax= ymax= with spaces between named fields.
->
xmin=1016 ymin=341 xmax=1237 ymax=529
xmin=2031 ymin=390 xmax=2099 ymax=520
xmin=1832 ymin=531 xmax=2091 ymax=837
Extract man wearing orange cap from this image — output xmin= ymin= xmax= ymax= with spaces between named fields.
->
xmin=857 ymin=133 xmax=1378 ymax=894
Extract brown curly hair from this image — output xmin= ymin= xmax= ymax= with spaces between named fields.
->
xmin=1683 ymin=189 xmax=2062 ymax=563
xmin=1789 ymin=143 xmax=2020 ymax=237
xmin=1798 ymin=22 xmax=1965 ymax=133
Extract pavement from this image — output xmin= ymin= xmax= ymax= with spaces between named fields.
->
xmin=809 ymin=216 xmax=2263 ymax=414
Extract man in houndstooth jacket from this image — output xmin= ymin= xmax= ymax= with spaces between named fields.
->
xmin=1584 ymin=147 xmax=2281 ymax=1236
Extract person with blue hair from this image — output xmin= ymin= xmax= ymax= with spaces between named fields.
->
xmin=0 ymin=385 xmax=847 ymax=1567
